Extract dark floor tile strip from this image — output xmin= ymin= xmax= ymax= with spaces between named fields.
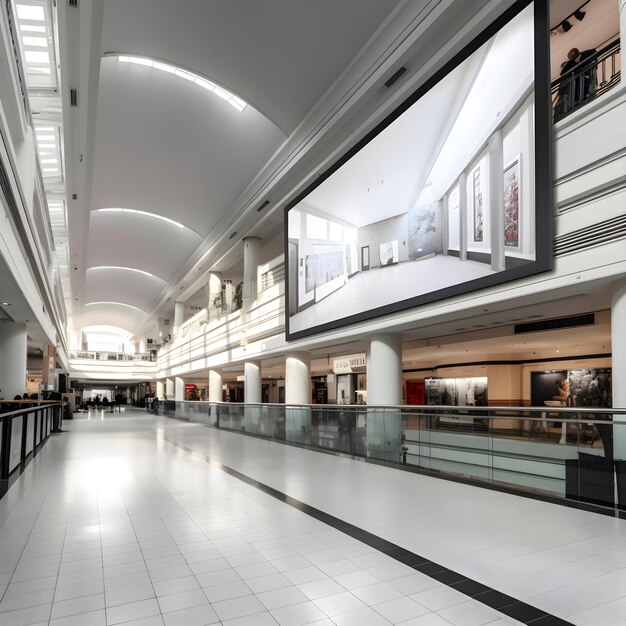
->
xmin=163 ymin=434 xmax=575 ymax=626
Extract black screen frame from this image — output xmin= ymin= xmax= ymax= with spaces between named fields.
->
xmin=284 ymin=0 xmax=552 ymax=341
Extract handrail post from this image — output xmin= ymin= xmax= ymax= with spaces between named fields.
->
xmin=1 ymin=417 xmax=12 ymax=480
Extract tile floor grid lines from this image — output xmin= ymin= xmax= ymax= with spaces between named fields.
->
xmin=0 ymin=411 xmax=620 ymax=625
xmin=0 ymin=441 xmax=67 ymax=623
xmin=154 ymin=431 xmax=574 ymax=626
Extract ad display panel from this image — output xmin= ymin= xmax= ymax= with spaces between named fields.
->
xmin=285 ymin=0 xmax=550 ymax=340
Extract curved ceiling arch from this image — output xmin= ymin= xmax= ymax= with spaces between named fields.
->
xmin=106 ymin=53 xmax=252 ymax=116
xmin=92 ymin=57 xmax=286 ymax=237
xmin=85 ymin=266 xmax=167 ymax=313
xmin=86 ymin=209 xmax=203 ymax=280
xmin=80 ymin=302 xmax=145 ymax=332
xmin=86 ymin=302 xmax=143 ymax=312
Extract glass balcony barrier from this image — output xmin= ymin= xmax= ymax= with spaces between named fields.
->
xmin=0 ymin=402 xmax=60 ymax=484
xmin=152 ymin=401 xmax=626 ymax=513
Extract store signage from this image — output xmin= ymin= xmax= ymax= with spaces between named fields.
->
xmin=333 ymin=353 xmax=366 ymax=374
xmin=236 ymin=375 xmax=245 ymax=381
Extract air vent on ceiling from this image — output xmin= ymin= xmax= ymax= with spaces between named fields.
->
xmin=385 ymin=66 xmax=407 ymax=88
xmin=68 ymin=0 xmax=78 ymax=7
xmin=514 ymin=313 xmax=595 ymax=334
xmin=229 ymin=231 xmax=237 ymax=239
xmin=70 ymin=88 xmax=78 ymax=106
xmin=256 ymin=200 xmax=270 ymax=213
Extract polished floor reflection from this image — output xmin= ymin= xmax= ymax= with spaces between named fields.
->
xmin=0 ymin=410 xmax=624 ymax=625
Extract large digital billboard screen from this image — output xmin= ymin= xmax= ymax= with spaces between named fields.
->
xmin=285 ymin=0 xmax=550 ymax=340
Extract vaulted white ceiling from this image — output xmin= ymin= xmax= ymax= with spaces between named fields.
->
xmin=66 ymin=0 xmax=401 ymax=335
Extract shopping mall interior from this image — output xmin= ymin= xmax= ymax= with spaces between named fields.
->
xmin=0 ymin=0 xmax=625 ymax=624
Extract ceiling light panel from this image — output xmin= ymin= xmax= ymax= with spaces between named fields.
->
xmin=14 ymin=0 xmax=57 ymax=89
xmin=112 ymin=54 xmax=247 ymax=112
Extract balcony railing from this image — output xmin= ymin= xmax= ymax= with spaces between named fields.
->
xmin=552 ymin=38 xmax=621 ymax=123
xmin=0 ymin=402 xmax=60 ymax=492
xmin=153 ymin=401 xmax=626 ymax=513
xmin=70 ymin=350 xmax=155 ymax=362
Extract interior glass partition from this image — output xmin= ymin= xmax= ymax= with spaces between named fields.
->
xmin=153 ymin=401 xmax=625 ymax=513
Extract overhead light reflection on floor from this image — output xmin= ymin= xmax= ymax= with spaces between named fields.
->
xmin=81 ymin=458 xmax=131 ymax=491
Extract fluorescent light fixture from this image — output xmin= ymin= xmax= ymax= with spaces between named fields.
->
xmin=20 ymin=24 xmax=45 ymax=32
xmin=86 ymin=302 xmax=143 ymax=312
xmin=24 ymin=50 xmax=49 ymax=63
xmin=41 ymin=158 xmax=58 ymax=163
xmin=43 ymin=167 xmax=59 ymax=172
xmin=113 ymin=54 xmax=247 ymax=111
xmin=16 ymin=4 xmax=45 ymax=20
xmin=88 ymin=266 xmax=160 ymax=279
xmin=28 ymin=67 xmax=50 ymax=74
xmin=22 ymin=36 xmax=48 ymax=47
xmin=36 ymin=126 xmax=54 ymax=132
xmin=37 ymin=135 xmax=55 ymax=141
xmin=96 ymin=208 xmax=185 ymax=229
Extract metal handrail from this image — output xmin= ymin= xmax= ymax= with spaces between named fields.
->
xmin=552 ymin=37 xmax=621 ymax=122
xmin=164 ymin=399 xmax=624 ymax=414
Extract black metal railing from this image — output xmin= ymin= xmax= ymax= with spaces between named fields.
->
xmin=552 ymin=38 xmax=621 ymax=123
xmin=0 ymin=402 xmax=60 ymax=484
xmin=152 ymin=401 xmax=626 ymax=513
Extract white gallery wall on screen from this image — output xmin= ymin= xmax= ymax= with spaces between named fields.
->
xmin=427 ymin=4 xmax=534 ymax=200
xmin=448 ymin=185 xmax=460 ymax=251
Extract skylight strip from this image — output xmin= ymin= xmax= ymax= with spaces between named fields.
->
xmin=96 ymin=208 xmax=185 ymax=229
xmin=88 ymin=266 xmax=161 ymax=280
xmin=85 ymin=302 xmax=143 ymax=312
xmin=114 ymin=54 xmax=247 ymax=112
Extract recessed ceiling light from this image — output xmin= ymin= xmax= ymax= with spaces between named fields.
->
xmin=1 ymin=302 xmax=10 ymax=306
xmin=24 ymin=50 xmax=49 ymax=63
xmin=22 ymin=36 xmax=48 ymax=47
xmin=16 ymin=4 xmax=45 ymax=20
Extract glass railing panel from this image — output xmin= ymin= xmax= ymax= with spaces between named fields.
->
xmin=154 ymin=402 xmax=626 ymax=512
xmin=9 ymin=416 xmax=23 ymax=473
xmin=25 ymin=413 xmax=34 ymax=455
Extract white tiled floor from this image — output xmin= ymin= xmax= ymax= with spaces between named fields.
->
xmin=0 ymin=410 xmax=623 ymax=625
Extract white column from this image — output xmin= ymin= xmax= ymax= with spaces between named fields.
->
xmin=242 ymin=237 xmax=261 ymax=313
xmin=285 ymin=352 xmax=310 ymax=404
xmin=156 ymin=380 xmax=164 ymax=399
xmin=244 ymin=360 xmax=261 ymax=433
xmin=612 ymin=283 xmax=626 ymax=460
xmin=489 ymin=129 xmax=505 ymax=272
xmin=175 ymin=377 xmax=185 ymax=402
xmin=174 ymin=302 xmax=185 ymax=335
xmin=244 ymin=361 xmax=261 ymax=403
xmin=458 ymin=172 xmax=468 ymax=262
xmin=206 ymin=272 xmax=222 ymax=319
xmin=208 ymin=369 xmax=223 ymax=402
xmin=138 ymin=337 xmax=147 ymax=353
xmin=165 ymin=378 xmax=174 ymax=400
xmin=0 ymin=322 xmax=27 ymax=399
xmin=367 ymin=333 xmax=403 ymax=462
xmin=285 ymin=352 xmax=311 ymax=444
